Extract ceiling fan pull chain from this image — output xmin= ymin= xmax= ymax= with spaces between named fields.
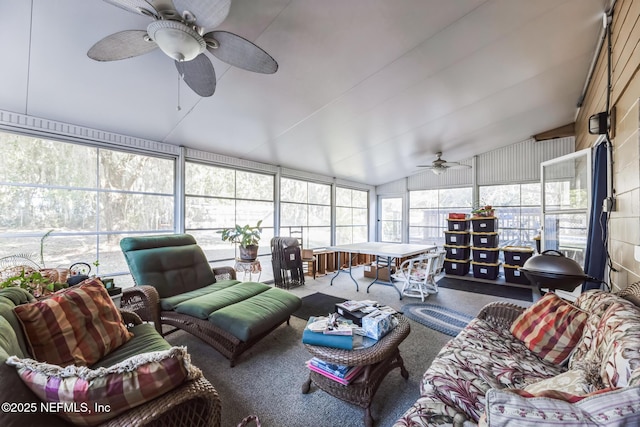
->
xmin=176 ymin=72 xmax=182 ymax=111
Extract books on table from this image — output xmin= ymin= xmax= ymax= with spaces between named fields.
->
xmin=335 ymin=300 xmax=398 ymax=326
xmin=302 ymin=316 xmax=354 ymax=349
xmin=302 ymin=316 xmax=378 ymax=350
xmin=306 ymin=357 xmax=363 ymax=385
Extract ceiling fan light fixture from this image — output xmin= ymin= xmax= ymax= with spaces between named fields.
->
xmin=431 ymin=167 xmax=446 ymax=175
xmin=147 ymin=20 xmax=205 ymax=61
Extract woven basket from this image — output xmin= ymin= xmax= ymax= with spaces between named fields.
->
xmin=0 ymin=265 xmax=36 ymax=283
xmin=39 ymin=268 xmax=70 ymax=284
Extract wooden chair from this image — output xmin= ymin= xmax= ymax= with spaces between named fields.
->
xmin=301 ymin=249 xmax=316 ymax=279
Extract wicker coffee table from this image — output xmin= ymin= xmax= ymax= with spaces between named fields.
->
xmin=302 ymin=315 xmax=410 ymax=427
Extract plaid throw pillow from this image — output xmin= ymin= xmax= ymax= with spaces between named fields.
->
xmin=510 ymin=293 xmax=588 ymax=365
xmin=13 ymin=278 xmax=132 ymax=366
xmin=7 ymin=346 xmax=201 ymax=426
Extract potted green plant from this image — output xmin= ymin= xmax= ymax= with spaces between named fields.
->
xmin=471 ymin=204 xmax=495 ymax=218
xmin=0 ymin=268 xmax=67 ymax=298
xmin=218 ymin=220 xmax=263 ymax=261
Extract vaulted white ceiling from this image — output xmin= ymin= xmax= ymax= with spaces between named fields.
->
xmin=0 ymin=0 xmax=605 ymax=185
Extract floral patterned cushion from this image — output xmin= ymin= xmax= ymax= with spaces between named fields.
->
xmin=395 ymin=290 xmax=640 ymax=427
xmin=593 ymin=301 xmax=640 ymax=387
xmin=574 ymin=290 xmax=617 ymax=314
xmin=415 ymin=318 xmax=565 ymax=422
xmin=629 ymin=367 xmax=640 ymax=386
xmin=569 ymin=291 xmax=621 ymax=368
xmin=524 ymin=369 xmax=594 ymax=395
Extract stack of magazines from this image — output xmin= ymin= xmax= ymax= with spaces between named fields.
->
xmin=305 ymin=357 xmax=364 ymax=385
xmin=302 ymin=316 xmax=378 ymax=350
xmin=302 ymin=316 xmax=355 ymax=349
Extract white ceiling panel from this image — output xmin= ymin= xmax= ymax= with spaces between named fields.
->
xmin=0 ymin=0 xmax=33 ymax=113
xmin=0 ymin=0 xmax=606 ymax=185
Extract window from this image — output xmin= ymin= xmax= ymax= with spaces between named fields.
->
xmin=0 ymin=132 xmax=175 ymax=279
xmin=280 ymin=178 xmax=330 ymax=248
xmin=336 ymin=187 xmax=368 ymax=245
xmin=409 ymin=187 xmax=472 ymax=246
xmin=184 ymin=163 xmax=274 ymax=261
xmin=541 ymin=150 xmax=591 ymax=267
xmin=479 ymin=183 xmax=541 ymax=249
xmin=379 ymin=196 xmax=403 ymax=243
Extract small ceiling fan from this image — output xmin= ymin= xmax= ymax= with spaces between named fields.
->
xmin=87 ymin=0 xmax=278 ymax=97
xmin=418 ymin=152 xmax=472 ymax=175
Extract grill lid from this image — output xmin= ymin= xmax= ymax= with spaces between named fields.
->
xmin=521 ymin=250 xmax=586 ymax=277
xmin=520 ymin=250 xmax=590 ymax=291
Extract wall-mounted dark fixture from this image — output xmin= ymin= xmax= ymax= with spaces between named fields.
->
xmin=589 ymin=111 xmax=608 ymax=135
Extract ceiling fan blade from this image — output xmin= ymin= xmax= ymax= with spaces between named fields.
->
xmin=102 ymin=0 xmax=159 ymax=18
xmin=443 ymin=163 xmax=472 ymax=170
xmin=175 ymin=54 xmax=216 ymax=97
xmin=88 ymin=30 xmax=157 ymax=61
xmin=173 ymin=0 xmax=231 ymax=31
xmin=205 ymin=31 xmax=278 ymax=74
xmin=146 ymin=0 xmax=183 ymax=20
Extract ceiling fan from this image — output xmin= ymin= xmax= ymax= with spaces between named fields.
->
xmin=418 ymin=152 xmax=472 ymax=175
xmin=87 ymin=0 xmax=278 ymax=97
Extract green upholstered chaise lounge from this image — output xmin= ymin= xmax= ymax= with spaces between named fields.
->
xmin=120 ymin=234 xmax=302 ymax=366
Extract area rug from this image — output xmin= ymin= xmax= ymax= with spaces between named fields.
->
xmin=401 ymin=303 xmax=473 ymax=337
xmin=292 ymin=292 xmax=347 ymax=320
xmin=437 ymin=276 xmax=533 ymax=302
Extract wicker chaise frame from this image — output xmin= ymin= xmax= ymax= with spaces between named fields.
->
xmin=122 ymin=266 xmax=290 ymax=367
xmin=100 ymin=311 xmax=222 ymax=427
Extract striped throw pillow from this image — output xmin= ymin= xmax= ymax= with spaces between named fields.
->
xmin=13 ymin=278 xmax=132 ymax=366
xmin=483 ymin=386 xmax=640 ymax=427
xmin=7 ymin=346 xmax=201 ymax=426
xmin=510 ymin=293 xmax=588 ymax=365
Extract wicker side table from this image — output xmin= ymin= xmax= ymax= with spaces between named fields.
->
xmin=302 ymin=315 xmax=410 ymax=427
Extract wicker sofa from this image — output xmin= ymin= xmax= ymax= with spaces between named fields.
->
xmin=394 ymin=284 xmax=640 ymax=426
xmin=120 ymin=234 xmax=302 ymax=366
xmin=0 ymin=285 xmax=221 ymax=427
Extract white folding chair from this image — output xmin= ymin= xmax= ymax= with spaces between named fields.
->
xmin=396 ymin=253 xmax=440 ymax=302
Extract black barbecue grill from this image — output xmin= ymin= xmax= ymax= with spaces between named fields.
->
xmin=520 ymin=250 xmax=598 ymax=292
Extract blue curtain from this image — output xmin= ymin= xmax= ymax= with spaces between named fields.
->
xmin=583 ymin=141 xmax=608 ymax=291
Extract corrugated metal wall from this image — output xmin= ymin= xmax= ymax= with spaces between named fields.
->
xmin=377 ymin=137 xmax=575 ymax=195
xmin=477 ymin=137 xmax=575 ymax=185
xmin=408 ymin=162 xmax=473 ymax=191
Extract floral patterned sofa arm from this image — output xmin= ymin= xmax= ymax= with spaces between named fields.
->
xmin=393 ymin=393 xmax=471 ymax=427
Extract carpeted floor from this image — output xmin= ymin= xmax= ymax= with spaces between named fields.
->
xmin=401 ymin=303 xmax=473 ymax=337
xmin=437 ymin=276 xmax=534 ymax=302
xmin=292 ymin=292 xmax=347 ymax=320
xmin=163 ymin=271 xmax=532 ymax=427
